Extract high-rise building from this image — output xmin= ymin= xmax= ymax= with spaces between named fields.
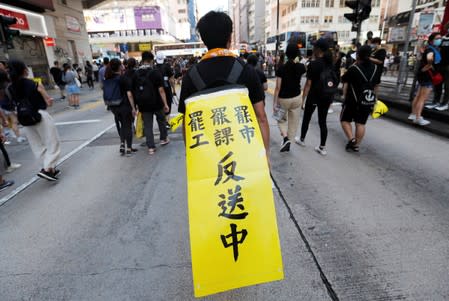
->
xmin=187 ymin=0 xmax=199 ymax=42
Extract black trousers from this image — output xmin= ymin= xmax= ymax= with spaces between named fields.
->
xmin=142 ymin=110 xmax=168 ymax=149
xmin=300 ymin=99 xmax=331 ymax=147
xmin=0 ymin=143 xmax=11 ymax=167
xmin=110 ymin=103 xmax=133 ymax=148
xmin=86 ymin=75 xmax=94 ymax=88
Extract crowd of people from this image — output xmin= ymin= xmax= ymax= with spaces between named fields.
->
xmin=0 ymin=10 xmax=444 ymax=195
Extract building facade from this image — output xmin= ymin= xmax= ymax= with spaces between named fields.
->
xmin=0 ymin=0 xmax=92 ymax=87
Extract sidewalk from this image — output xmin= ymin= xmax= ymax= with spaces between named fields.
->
xmin=45 ymin=85 xmax=103 ymax=115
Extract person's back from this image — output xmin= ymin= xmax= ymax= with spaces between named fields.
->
xmin=50 ymin=64 xmax=63 ymax=84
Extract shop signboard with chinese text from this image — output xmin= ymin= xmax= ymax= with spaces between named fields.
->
xmin=185 ymin=87 xmax=284 ymax=297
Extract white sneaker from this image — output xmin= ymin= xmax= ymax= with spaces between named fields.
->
xmin=315 ymin=146 xmax=327 ymax=156
xmin=425 ymin=104 xmax=438 ymax=109
xmin=16 ymin=136 xmax=26 ymax=143
xmin=436 ymin=104 xmax=449 ymax=111
xmin=414 ymin=117 xmax=431 ymax=126
xmin=6 ymin=163 xmax=21 ymax=173
xmin=407 ymin=114 xmax=416 ymax=121
xmin=294 ymin=136 xmax=306 ymax=146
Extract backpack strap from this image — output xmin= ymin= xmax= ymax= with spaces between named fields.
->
xmin=189 ymin=65 xmax=206 ymax=91
xmin=226 ymin=60 xmax=244 ymax=84
xmin=353 ymin=64 xmax=377 ymax=82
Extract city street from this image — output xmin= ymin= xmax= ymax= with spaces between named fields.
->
xmin=0 ymin=85 xmax=448 ymax=300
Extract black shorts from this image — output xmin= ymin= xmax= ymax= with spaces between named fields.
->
xmin=340 ymin=102 xmax=371 ymax=125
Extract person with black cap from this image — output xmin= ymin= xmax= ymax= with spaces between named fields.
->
xmin=296 ymin=38 xmax=335 ymax=156
xmin=340 ymin=45 xmax=377 ymax=152
xmin=273 ymin=43 xmax=306 ymax=152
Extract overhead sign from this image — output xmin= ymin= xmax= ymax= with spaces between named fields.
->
xmin=417 ymin=13 xmax=434 ymax=36
xmin=185 ymin=88 xmax=284 ymax=297
xmin=134 ymin=6 xmax=162 ymax=30
xmin=0 ymin=8 xmax=29 ymax=30
xmin=66 ymin=15 xmax=81 ymax=33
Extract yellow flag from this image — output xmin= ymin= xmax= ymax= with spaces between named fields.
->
xmin=169 ymin=113 xmax=184 ymax=132
xmin=185 ymin=87 xmax=284 ymax=297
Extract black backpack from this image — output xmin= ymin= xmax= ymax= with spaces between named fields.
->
xmin=102 ymin=75 xmax=123 ymax=106
xmin=350 ymin=64 xmax=378 ymax=109
xmin=6 ymin=83 xmax=42 ymax=126
xmin=319 ymin=66 xmax=339 ymax=100
xmin=132 ymin=68 xmax=159 ymax=111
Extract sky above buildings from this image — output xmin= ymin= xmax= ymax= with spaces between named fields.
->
xmin=197 ymin=0 xmax=228 ymax=18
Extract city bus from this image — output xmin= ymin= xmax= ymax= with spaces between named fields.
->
xmin=153 ymin=42 xmax=207 ymax=57
xmin=266 ymin=31 xmax=337 ymax=55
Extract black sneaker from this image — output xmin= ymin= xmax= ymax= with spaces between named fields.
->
xmin=37 ymin=169 xmax=58 ymax=181
xmin=280 ymin=138 xmax=291 ymax=152
xmin=346 ymin=139 xmax=359 ymax=152
xmin=54 ymin=169 xmax=61 ymax=177
xmin=0 ymin=180 xmax=14 ymax=192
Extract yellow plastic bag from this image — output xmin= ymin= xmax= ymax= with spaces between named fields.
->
xmin=135 ymin=112 xmax=144 ymax=138
xmin=372 ymin=100 xmax=389 ymax=119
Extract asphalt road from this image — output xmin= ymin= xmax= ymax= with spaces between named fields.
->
xmin=0 ymin=84 xmax=448 ymax=300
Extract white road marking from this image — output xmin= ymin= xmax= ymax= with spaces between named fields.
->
xmin=55 ymin=119 xmax=101 ymax=126
xmin=0 ymin=123 xmax=115 ymax=207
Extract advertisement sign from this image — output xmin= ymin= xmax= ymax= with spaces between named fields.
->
xmin=185 ymin=88 xmax=284 ymax=297
xmin=84 ymin=8 xmax=135 ymax=32
xmin=134 ymin=6 xmax=162 ymax=30
xmin=66 ymin=15 xmax=81 ymax=33
xmin=43 ymin=37 xmax=55 ymax=46
xmin=417 ymin=13 xmax=434 ymax=36
xmin=389 ymin=27 xmax=406 ymax=43
xmin=0 ymin=8 xmax=29 ymax=30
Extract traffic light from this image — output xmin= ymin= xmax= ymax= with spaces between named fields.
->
xmin=0 ymin=15 xmax=20 ymax=49
xmin=344 ymin=0 xmax=371 ymax=32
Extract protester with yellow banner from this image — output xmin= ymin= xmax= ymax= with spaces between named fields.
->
xmin=178 ymin=11 xmax=283 ymax=297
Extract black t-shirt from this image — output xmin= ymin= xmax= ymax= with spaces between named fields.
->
xmin=256 ymin=68 xmax=267 ymax=85
xmin=417 ymin=47 xmax=437 ymax=84
xmin=342 ymin=62 xmax=376 ymax=105
xmin=440 ymin=35 xmax=449 ymax=66
xmin=276 ymin=61 xmax=306 ymax=98
xmin=307 ymin=58 xmax=327 ymax=103
xmin=156 ymin=63 xmax=174 ymax=101
xmin=371 ymin=48 xmax=386 ymax=84
xmin=50 ymin=67 xmax=63 ymax=85
xmin=179 ymin=57 xmax=264 ymax=113
xmin=9 ymin=78 xmax=47 ymax=111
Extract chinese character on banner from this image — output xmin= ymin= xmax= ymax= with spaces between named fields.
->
xmin=184 ymin=87 xmax=283 ymax=298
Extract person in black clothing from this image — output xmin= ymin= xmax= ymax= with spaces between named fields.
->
xmin=155 ymin=52 xmax=176 ymax=118
xmin=8 ymin=60 xmax=61 ymax=181
xmin=104 ymin=58 xmax=137 ymax=155
xmin=85 ymin=61 xmax=94 ymax=89
xmin=179 ymin=11 xmax=268 ymax=156
xmin=298 ymin=38 xmax=334 ymax=156
xmin=340 ymin=46 xmax=376 ymax=152
xmin=130 ymin=51 xmax=170 ymax=155
xmin=369 ymin=37 xmax=386 ymax=93
xmin=433 ymin=24 xmax=449 ymax=111
xmin=273 ymin=44 xmax=306 ymax=152
xmin=50 ymin=61 xmax=66 ymax=100
xmin=247 ymin=54 xmax=268 ymax=91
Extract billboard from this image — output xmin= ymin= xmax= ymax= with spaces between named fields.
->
xmin=417 ymin=13 xmax=434 ymax=36
xmin=84 ymin=8 xmax=136 ymax=32
xmin=134 ymin=6 xmax=162 ymax=30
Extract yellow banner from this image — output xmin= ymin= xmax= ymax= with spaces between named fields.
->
xmin=185 ymin=88 xmax=284 ymax=297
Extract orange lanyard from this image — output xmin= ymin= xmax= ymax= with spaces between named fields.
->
xmin=201 ymin=48 xmax=237 ymax=61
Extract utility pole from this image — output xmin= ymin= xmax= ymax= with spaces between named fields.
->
xmin=396 ymin=0 xmax=417 ymax=95
xmin=275 ymin=0 xmax=280 ymax=64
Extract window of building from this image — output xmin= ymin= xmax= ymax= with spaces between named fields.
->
xmin=178 ymin=9 xmax=186 ymax=14
xmin=372 ymin=0 xmax=380 ymax=7
xmin=324 ymin=16 xmax=333 ymax=23
xmin=282 ymin=9 xmax=287 ymax=16
xmin=301 ymin=0 xmax=320 ymax=8
xmin=60 ymin=0 xmax=67 ymax=4
xmin=339 ymin=0 xmax=346 ymax=8
xmin=325 ymin=0 xmax=333 ymax=7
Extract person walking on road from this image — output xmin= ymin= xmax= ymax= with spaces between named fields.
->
xmin=432 ymin=26 xmax=449 ymax=112
xmin=247 ymin=54 xmax=268 ymax=91
xmin=62 ymin=64 xmax=80 ymax=109
xmin=99 ymin=58 xmax=109 ymax=87
xmin=85 ymin=61 xmax=94 ymax=89
xmin=178 ymin=11 xmax=269 ymax=156
xmin=7 ymin=59 xmax=61 ymax=181
xmin=369 ymin=37 xmax=386 ymax=94
xmin=103 ymin=58 xmax=137 ymax=156
xmin=410 ymin=32 xmax=442 ymax=126
xmin=273 ymin=44 xmax=306 ymax=152
xmin=155 ymin=52 xmax=176 ymax=121
xmin=50 ymin=61 xmax=66 ymax=101
xmin=0 ymin=128 xmax=14 ymax=191
xmin=132 ymin=51 xmax=170 ymax=155
xmin=340 ymin=45 xmax=377 ymax=152
xmin=297 ymin=38 xmax=336 ymax=156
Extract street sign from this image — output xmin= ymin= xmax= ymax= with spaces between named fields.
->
xmin=43 ymin=37 xmax=55 ymax=46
